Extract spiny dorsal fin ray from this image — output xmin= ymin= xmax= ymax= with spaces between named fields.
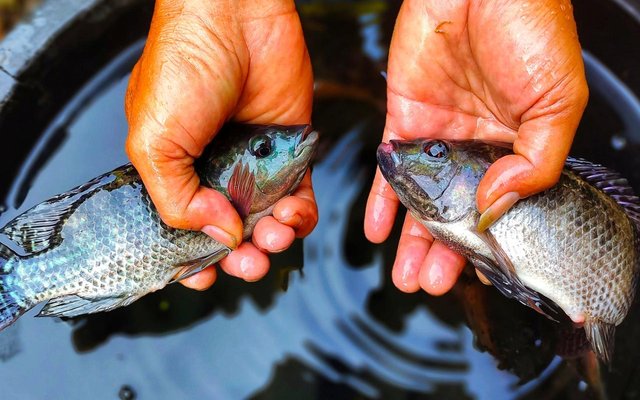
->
xmin=0 ymin=164 xmax=138 ymax=255
xmin=566 ymin=157 xmax=640 ymax=231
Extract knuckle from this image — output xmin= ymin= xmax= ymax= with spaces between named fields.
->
xmin=537 ymin=164 xmax=563 ymax=190
xmin=159 ymin=210 xmax=189 ymax=230
xmin=125 ymin=135 xmax=147 ymax=165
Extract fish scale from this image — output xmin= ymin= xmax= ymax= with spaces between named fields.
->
xmin=0 ymin=169 xmax=220 ymax=315
xmin=377 ymin=139 xmax=640 ymax=363
xmin=490 ymin=171 xmax=639 ymax=327
xmin=0 ymin=123 xmax=318 ymax=331
xmin=9 ymin=181 xmax=217 ymax=306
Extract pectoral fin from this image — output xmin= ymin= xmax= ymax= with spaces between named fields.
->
xmin=473 ymin=230 xmax=559 ymax=321
xmin=170 ymin=246 xmax=231 ymax=283
xmin=584 ymin=318 xmax=616 ymax=364
xmin=37 ymin=294 xmax=139 ymax=318
xmin=228 ymin=162 xmax=255 ymax=220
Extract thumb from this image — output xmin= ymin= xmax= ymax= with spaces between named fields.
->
xmin=125 ymin=2 xmax=249 ymax=247
xmin=476 ymin=78 xmax=589 ymax=218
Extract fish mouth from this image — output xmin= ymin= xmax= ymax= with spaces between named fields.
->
xmin=377 ymin=141 xmax=402 ymax=179
xmin=295 ymin=127 xmax=319 ymax=158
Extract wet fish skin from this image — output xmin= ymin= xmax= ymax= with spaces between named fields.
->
xmin=0 ymin=123 xmax=318 ymax=329
xmin=377 ymin=139 xmax=640 ymax=363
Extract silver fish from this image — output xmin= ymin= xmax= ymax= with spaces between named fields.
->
xmin=377 ymin=139 xmax=640 ymax=363
xmin=0 ymin=124 xmax=318 ymax=330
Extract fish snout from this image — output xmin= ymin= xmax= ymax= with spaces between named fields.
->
xmin=301 ymin=124 xmax=314 ymax=139
xmin=377 ymin=142 xmax=402 ymax=177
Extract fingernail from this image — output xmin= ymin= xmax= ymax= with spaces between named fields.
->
xmin=277 ymin=212 xmax=302 ymax=228
xmin=202 ymin=225 xmax=238 ymax=249
xmin=476 ymin=270 xmax=492 ymax=285
xmin=477 ymin=191 xmax=520 ymax=232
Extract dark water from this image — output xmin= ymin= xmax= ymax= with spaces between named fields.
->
xmin=0 ymin=1 xmax=640 ymax=399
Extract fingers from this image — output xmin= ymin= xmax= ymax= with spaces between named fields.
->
xmin=391 ymin=215 xmax=433 ymax=293
xmin=364 ymin=167 xmax=400 ymax=243
xmin=183 ymin=210 xmax=303 ymax=289
xmin=391 ymin=214 xmax=467 ymax=295
xmin=126 ymin=1 xmax=248 ymax=242
xmin=179 ymin=223 xmax=293 ymax=289
xmin=477 ymin=191 xmax=520 ymax=232
xmin=472 ymin=0 xmax=589 ymax=218
xmin=252 ymin=217 xmax=296 ymax=253
xmin=219 ymin=242 xmax=271 ymax=282
xmin=476 ymin=270 xmax=492 ymax=286
xmin=179 ymin=266 xmax=218 ymax=291
xmin=272 ymin=171 xmax=318 ymax=238
xmin=476 ymin=78 xmax=589 ymax=215
xmin=417 ymin=241 xmax=467 ymax=296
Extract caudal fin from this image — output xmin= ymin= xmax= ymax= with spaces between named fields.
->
xmin=584 ymin=318 xmax=616 ymax=364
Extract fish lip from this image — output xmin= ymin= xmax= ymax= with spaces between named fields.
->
xmin=388 ymin=140 xmax=401 ymax=151
xmin=377 ymin=142 xmax=400 ymax=179
xmin=295 ymin=129 xmax=319 ymax=158
xmin=302 ymin=124 xmax=314 ymax=139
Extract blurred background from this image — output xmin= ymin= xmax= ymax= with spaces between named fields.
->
xmin=0 ymin=0 xmax=39 ymax=37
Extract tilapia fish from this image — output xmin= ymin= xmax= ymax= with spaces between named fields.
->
xmin=0 ymin=124 xmax=318 ymax=331
xmin=377 ymin=139 xmax=640 ymax=362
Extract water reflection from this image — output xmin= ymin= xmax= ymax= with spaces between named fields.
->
xmin=0 ymin=0 xmax=639 ymax=398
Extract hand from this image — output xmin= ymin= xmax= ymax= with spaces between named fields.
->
xmin=365 ymin=0 xmax=588 ymax=295
xmin=125 ymin=0 xmax=316 ymax=290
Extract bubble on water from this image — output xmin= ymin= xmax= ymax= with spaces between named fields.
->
xmin=118 ymin=385 xmax=136 ymax=400
xmin=578 ymin=381 xmax=588 ymax=391
xmin=611 ymin=134 xmax=627 ymax=150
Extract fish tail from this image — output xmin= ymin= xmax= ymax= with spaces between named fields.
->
xmin=584 ymin=317 xmax=616 ymax=364
xmin=0 ymin=247 xmax=27 ymax=331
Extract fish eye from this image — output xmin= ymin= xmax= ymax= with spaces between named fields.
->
xmin=423 ymin=141 xmax=448 ymax=159
xmin=249 ymin=135 xmax=274 ymax=158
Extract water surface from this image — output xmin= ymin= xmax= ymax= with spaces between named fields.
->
xmin=0 ymin=1 xmax=640 ymax=399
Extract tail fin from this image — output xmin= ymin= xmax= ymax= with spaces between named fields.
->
xmin=0 ymin=245 xmax=26 ymax=331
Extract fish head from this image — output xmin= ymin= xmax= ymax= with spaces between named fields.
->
xmin=377 ymin=139 xmax=503 ymax=222
xmin=198 ymin=124 xmax=319 ymax=218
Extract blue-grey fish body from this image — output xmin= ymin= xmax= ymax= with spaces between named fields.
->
xmin=377 ymin=139 xmax=640 ymax=363
xmin=0 ymin=124 xmax=318 ymax=329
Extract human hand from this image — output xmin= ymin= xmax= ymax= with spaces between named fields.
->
xmin=365 ymin=0 xmax=588 ymax=294
xmin=125 ymin=0 xmax=316 ymax=290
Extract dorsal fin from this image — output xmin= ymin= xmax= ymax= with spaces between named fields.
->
xmin=566 ymin=157 xmax=640 ymax=230
xmin=1 ymin=164 xmax=138 ymax=255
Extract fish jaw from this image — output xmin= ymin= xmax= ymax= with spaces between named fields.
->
xmin=377 ymin=142 xmax=403 ymax=176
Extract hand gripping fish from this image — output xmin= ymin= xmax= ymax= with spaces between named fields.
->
xmin=377 ymin=139 xmax=640 ymax=363
xmin=0 ymin=124 xmax=318 ymax=331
